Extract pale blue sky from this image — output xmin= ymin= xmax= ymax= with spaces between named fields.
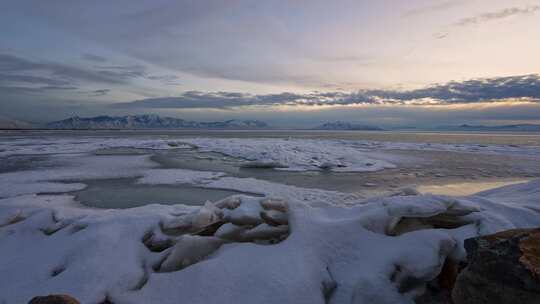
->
xmin=1 ymin=0 xmax=540 ymax=126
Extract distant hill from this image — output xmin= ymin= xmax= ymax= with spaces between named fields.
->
xmin=314 ymin=121 xmax=383 ymax=131
xmin=46 ymin=114 xmax=269 ymax=130
xmin=440 ymin=124 xmax=540 ymax=132
xmin=0 ymin=116 xmax=33 ymax=129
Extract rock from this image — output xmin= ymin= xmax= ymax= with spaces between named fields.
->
xmin=162 ymin=201 xmax=223 ymax=234
xmin=158 ymin=235 xmax=224 ymax=272
xmin=438 ymin=258 xmax=459 ymax=291
xmin=260 ymin=210 xmax=288 ymax=226
xmin=241 ymin=224 xmax=289 ymax=242
xmin=260 ymin=198 xmax=288 ymax=212
xmin=452 ymin=228 xmax=540 ymax=304
xmin=214 ymin=223 xmax=248 ymax=241
xmin=28 ymin=294 xmax=80 ymax=304
xmin=215 ymin=196 xmax=242 ymax=210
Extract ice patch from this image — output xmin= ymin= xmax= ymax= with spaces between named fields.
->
xmin=0 ymin=154 xmax=156 ymax=198
xmin=0 ymin=136 xmax=189 ymax=157
xmin=137 ymin=169 xmax=225 ymax=185
xmin=182 ymin=138 xmax=396 ymax=172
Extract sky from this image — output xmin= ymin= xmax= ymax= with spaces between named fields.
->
xmin=1 ymin=0 xmax=540 ymax=127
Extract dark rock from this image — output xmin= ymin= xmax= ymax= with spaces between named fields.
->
xmin=452 ymin=228 xmax=540 ymax=304
xmin=415 ymin=258 xmax=461 ymax=304
xmin=438 ymin=258 xmax=459 ymax=291
xmin=28 ymin=294 xmax=80 ymax=304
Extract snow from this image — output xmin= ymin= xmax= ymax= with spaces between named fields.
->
xmin=182 ymin=138 xmax=397 ymax=172
xmin=1 ymin=135 xmax=540 ymax=303
xmin=348 ymin=140 xmax=540 ymax=157
xmin=181 ymin=137 xmax=540 ymax=171
xmin=1 ymin=179 xmax=539 ymax=303
xmin=0 ymin=154 xmax=157 ymax=198
xmin=137 ymin=169 xmax=225 ymax=185
xmin=0 ymin=152 xmax=362 ymax=205
xmin=0 ymin=136 xmax=189 ymax=157
xmin=137 ymin=169 xmax=364 ymax=206
xmin=2 ymin=135 xmax=539 ymax=162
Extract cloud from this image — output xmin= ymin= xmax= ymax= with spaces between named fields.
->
xmin=0 ymin=85 xmax=78 ymax=95
xmin=113 ymin=74 xmax=540 ymax=109
xmin=405 ymin=0 xmax=469 ymax=16
xmin=88 ymin=89 xmax=110 ymax=97
xmin=82 ymin=53 xmax=107 ymax=62
xmin=147 ymin=74 xmax=181 ymax=85
xmin=0 ymin=73 xmax=73 ymax=87
xmin=0 ymin=53 xmax=183 ymax=96
xmin=365 ymin=74 xmax=540 ymax=104
xmin=96 ymin=64 xmax=147 ymax=80
xmin=0 ymin=53 xmax=129 ymax=85
xmin=455 ymin=5 xmax=540 ymax=27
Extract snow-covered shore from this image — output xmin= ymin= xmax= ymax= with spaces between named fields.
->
xmin=1 ymin=180 xmax=539 ymax=303
xmin=1 ymin=135 xmax=539 ymax=303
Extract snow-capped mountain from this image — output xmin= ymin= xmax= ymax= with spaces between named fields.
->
xmin=46 ymin=114 xmax=269 ymax=130
xmin=439 ymin=124 xmax=540 ymax=132
xmin=314 ymin=121 xmax=383 ymax=131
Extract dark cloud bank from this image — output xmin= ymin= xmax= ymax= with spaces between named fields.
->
xmin=115 ymin=74 xmax=540 ymax=109
xmin=0 ymin=53 xmax=179 ymax=95
xmin=455 ymin=6 xmax=540 ymax=27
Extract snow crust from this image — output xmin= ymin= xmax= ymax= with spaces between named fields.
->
xmin=182 ymin=138 xmax=397 ymax=172
xmin=0 ymin=154 xmax=157 ymax=198
xmin=0 ymin=136 xmax=189 ymax=157
xmin=1 ymin=180 xmax=539 ymax=304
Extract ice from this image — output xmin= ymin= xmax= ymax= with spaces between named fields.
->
xmin=0 ymin=136 xmax=189 ymax=157
xmin=204 ymin=176 xmax=363 ymax=206
xmin=1 ymin=136 xmax=540 ymax=303
xmin=0 ymin=154 xmax=157 ymax=198
xmin=0 ymin=179 xmax=539 ymax=303
xmin=137 ymin=169 xmax=225 ymax=185
xmin=182 ymin=138 xmax=397 ymax=172
xmin=181 ymin=137 xmax=540 ymax=172
xmin=135 ymin=169 xmax=364 ymax=206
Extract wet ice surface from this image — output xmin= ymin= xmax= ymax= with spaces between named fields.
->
xmin=1 ymin=131 xmax=540 ymax=205
xmin=74 ymin=178 xmax=259 ymax=209
xmin=416 ymin=179 xmax=529 ymax=196
xmin=151 ymin=147 xmax=540 ymax=195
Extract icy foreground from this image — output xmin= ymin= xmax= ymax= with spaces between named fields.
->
xmin=1 ymin=135 xmax=540 ymax=303
xmin=1 ymin=180 xmax=540 ymax=304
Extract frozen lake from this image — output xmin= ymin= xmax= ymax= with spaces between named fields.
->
xmin=1 ymin=130 xmax=540 ymax=208
xmin=1 ymin=130 xmax=540 ymax=304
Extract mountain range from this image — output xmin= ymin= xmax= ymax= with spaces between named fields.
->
xmin=313 ymin=121 xmax=384 ymax=131
xmin=439 ymin=124 xmax=540 ymax=132
xmin=45 ymin=115 xmax=269 ymax=130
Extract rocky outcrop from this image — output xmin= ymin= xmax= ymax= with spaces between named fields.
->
xmin=145 ymin=197 xmax=290 ymax=273
xmin=452 ymin=228 xmax=540 ymax=304
xmin=28 ymin=294 xmax=80 ymax=304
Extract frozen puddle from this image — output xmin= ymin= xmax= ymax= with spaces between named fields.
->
xmin=73 ymin=178 xmax=259 ymax=209
xmin=417 ymin=179 xmax=529 ymax=196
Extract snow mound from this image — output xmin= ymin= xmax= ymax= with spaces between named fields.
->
xmin=1 ymin=180 xmax=539 ymax=303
